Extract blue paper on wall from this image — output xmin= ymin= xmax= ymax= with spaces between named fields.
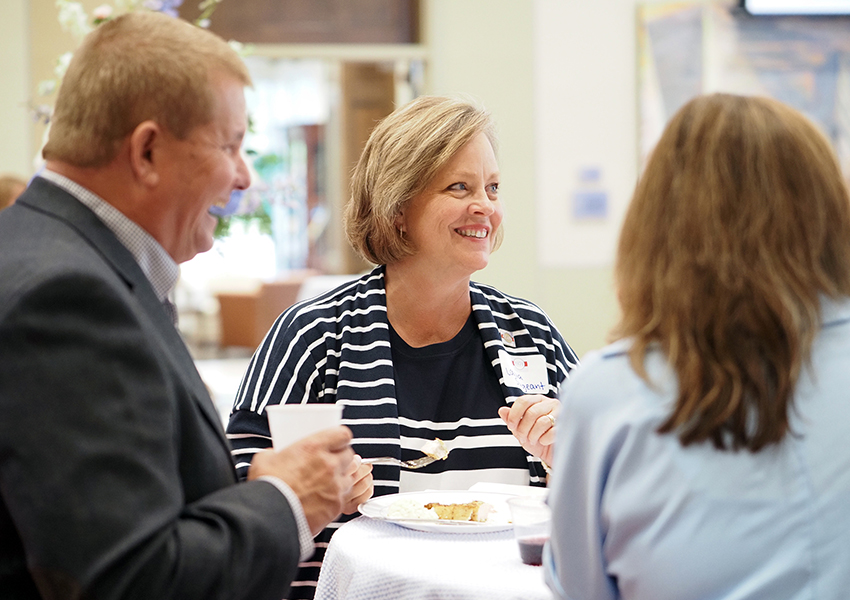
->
xmin=572 ymin=190 xmax=608 ymax=219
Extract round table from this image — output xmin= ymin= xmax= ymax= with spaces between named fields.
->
xmin=315 ymin=516 xmax=553 ymax=600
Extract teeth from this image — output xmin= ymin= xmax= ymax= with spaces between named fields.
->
xmin=457 ymin=229 xmax=487 ymax=238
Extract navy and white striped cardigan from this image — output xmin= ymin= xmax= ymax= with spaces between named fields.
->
xmin=228 ymin=265 xmax=579 ymax=492
xmin=226 ymin=266 xmax=578 ymax=598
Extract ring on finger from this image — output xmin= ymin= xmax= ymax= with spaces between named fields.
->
xmin=545 ymin=413 xmax=556 ymax=427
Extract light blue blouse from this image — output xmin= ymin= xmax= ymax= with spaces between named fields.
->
xmin=545 ymin=297 xmax=850 ymax=600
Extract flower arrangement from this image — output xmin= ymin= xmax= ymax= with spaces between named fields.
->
xmin=36 ymin=0 xmax=272 ymax=239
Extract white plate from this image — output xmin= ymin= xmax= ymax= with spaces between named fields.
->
xmin=358 ymin=490 xmax=517 ymax=533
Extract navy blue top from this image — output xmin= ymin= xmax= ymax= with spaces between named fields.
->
xmin=391 ymin=313 xmax=529 ymax=474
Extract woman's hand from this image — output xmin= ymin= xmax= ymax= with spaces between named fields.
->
xmin=341 ymin=455 xmax=374 ymax=514
xmin=497 ymin=395 xmax=559 ymax=466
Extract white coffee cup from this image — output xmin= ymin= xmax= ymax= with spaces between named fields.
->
xmin=265 ymin=404 xmax=343 ymax=449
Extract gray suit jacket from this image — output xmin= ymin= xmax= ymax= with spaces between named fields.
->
xmin=0 ymin=177 xmax=301 ymax=600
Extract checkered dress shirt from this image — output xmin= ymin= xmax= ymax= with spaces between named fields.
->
xmin=38 ymin=170 xmax=179 ymax=324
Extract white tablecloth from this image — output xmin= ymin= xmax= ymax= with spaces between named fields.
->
xmin=315 ymin=516 xmax=553 ymax=600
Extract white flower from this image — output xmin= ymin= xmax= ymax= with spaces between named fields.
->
xmin=93 ymin=4 xmax=114 ymax=20
xmin=37 ymin=79 xmax=57 ymax=97
xmin=56 ymin=0 xmax=92 ymax=40
xmin=31 ymin=104 xmax=53 ymax=125
xmin=227 ymin=40 xmax=254 ymax=57
xmin=55 ymin=52 xmax=74 ymax=79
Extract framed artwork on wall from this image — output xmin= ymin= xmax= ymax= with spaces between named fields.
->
xmin=638 ymin=0 xmax=850 ymax=173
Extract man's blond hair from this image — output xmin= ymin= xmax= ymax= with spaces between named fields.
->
xmin=43 ymin=11 xmax=251 ymax=167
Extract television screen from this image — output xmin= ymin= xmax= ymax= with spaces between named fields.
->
xmin=741 ymin=0 xmax=850 ymax=14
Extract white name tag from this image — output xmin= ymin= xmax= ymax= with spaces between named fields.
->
xmin=499 ymin=350 xmax=549 ymax=394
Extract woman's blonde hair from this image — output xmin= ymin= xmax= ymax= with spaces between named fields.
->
xmin=344 ymin=95 xmax=503 ymax=265
xmin=42 ymin=11 xmax=250 ymax=167
xmin=614 ymin=93 xmax=850 ymax=451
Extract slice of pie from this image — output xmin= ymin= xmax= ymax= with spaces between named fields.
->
xmin=423 ymin=500 xmax=492 ymax=522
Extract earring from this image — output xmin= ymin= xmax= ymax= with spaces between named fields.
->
xmin=398 ymin=228 xmax=405 ymax=239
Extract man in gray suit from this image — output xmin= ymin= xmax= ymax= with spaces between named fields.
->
xmin=0 ymin=11 xmax=372 ymax=600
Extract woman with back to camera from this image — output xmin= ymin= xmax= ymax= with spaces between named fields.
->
xmin=227 ymin=94 xmax=579 ymax=599
xmin=545 ymin=93 xmax=850 ymax=600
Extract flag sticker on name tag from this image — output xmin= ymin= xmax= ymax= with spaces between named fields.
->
xmin=499 ymin=350 xmax=548 ymax=394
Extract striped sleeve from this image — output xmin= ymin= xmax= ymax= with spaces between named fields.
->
xmin=226 ymin=270 xmax=392 ymax=479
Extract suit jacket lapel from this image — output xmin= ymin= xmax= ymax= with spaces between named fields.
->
xmin=19 ymin=178 xmax=231 ymax=450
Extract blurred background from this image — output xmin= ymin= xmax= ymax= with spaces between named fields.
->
xmin=3 ymin=0 xmax=849 ymax=378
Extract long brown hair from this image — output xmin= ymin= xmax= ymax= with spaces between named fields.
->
xmin=614 ymin=93 xmax=850 ymax=451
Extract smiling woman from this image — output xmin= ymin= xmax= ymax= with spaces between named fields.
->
xmin=388 ymin=131 xmax=503 ymax=306
xmin=226 ymin=94 xmax=580 ymax=600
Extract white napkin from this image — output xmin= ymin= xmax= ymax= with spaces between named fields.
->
xmin=467 ymin=481 xmax=549 ymax=499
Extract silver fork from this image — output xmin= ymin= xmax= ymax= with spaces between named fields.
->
xmin=361 ymin=455 xmax=442 ymax=469
xmin=363 ymin=438 xmax=450 ymax=469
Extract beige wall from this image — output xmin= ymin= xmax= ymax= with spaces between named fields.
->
xmin=0 ymin=0 xmax=31 ymax=177
xmin=423 ymin=0 xmax=541 ymax=302
xmin=0 ymin=0 xmax=100 ymax=177
xmin=424 ymin=0 xmax=639 ymax=357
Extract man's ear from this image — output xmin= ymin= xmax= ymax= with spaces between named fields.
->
xmin=128 ymin=121 xmax=162 ymax=187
